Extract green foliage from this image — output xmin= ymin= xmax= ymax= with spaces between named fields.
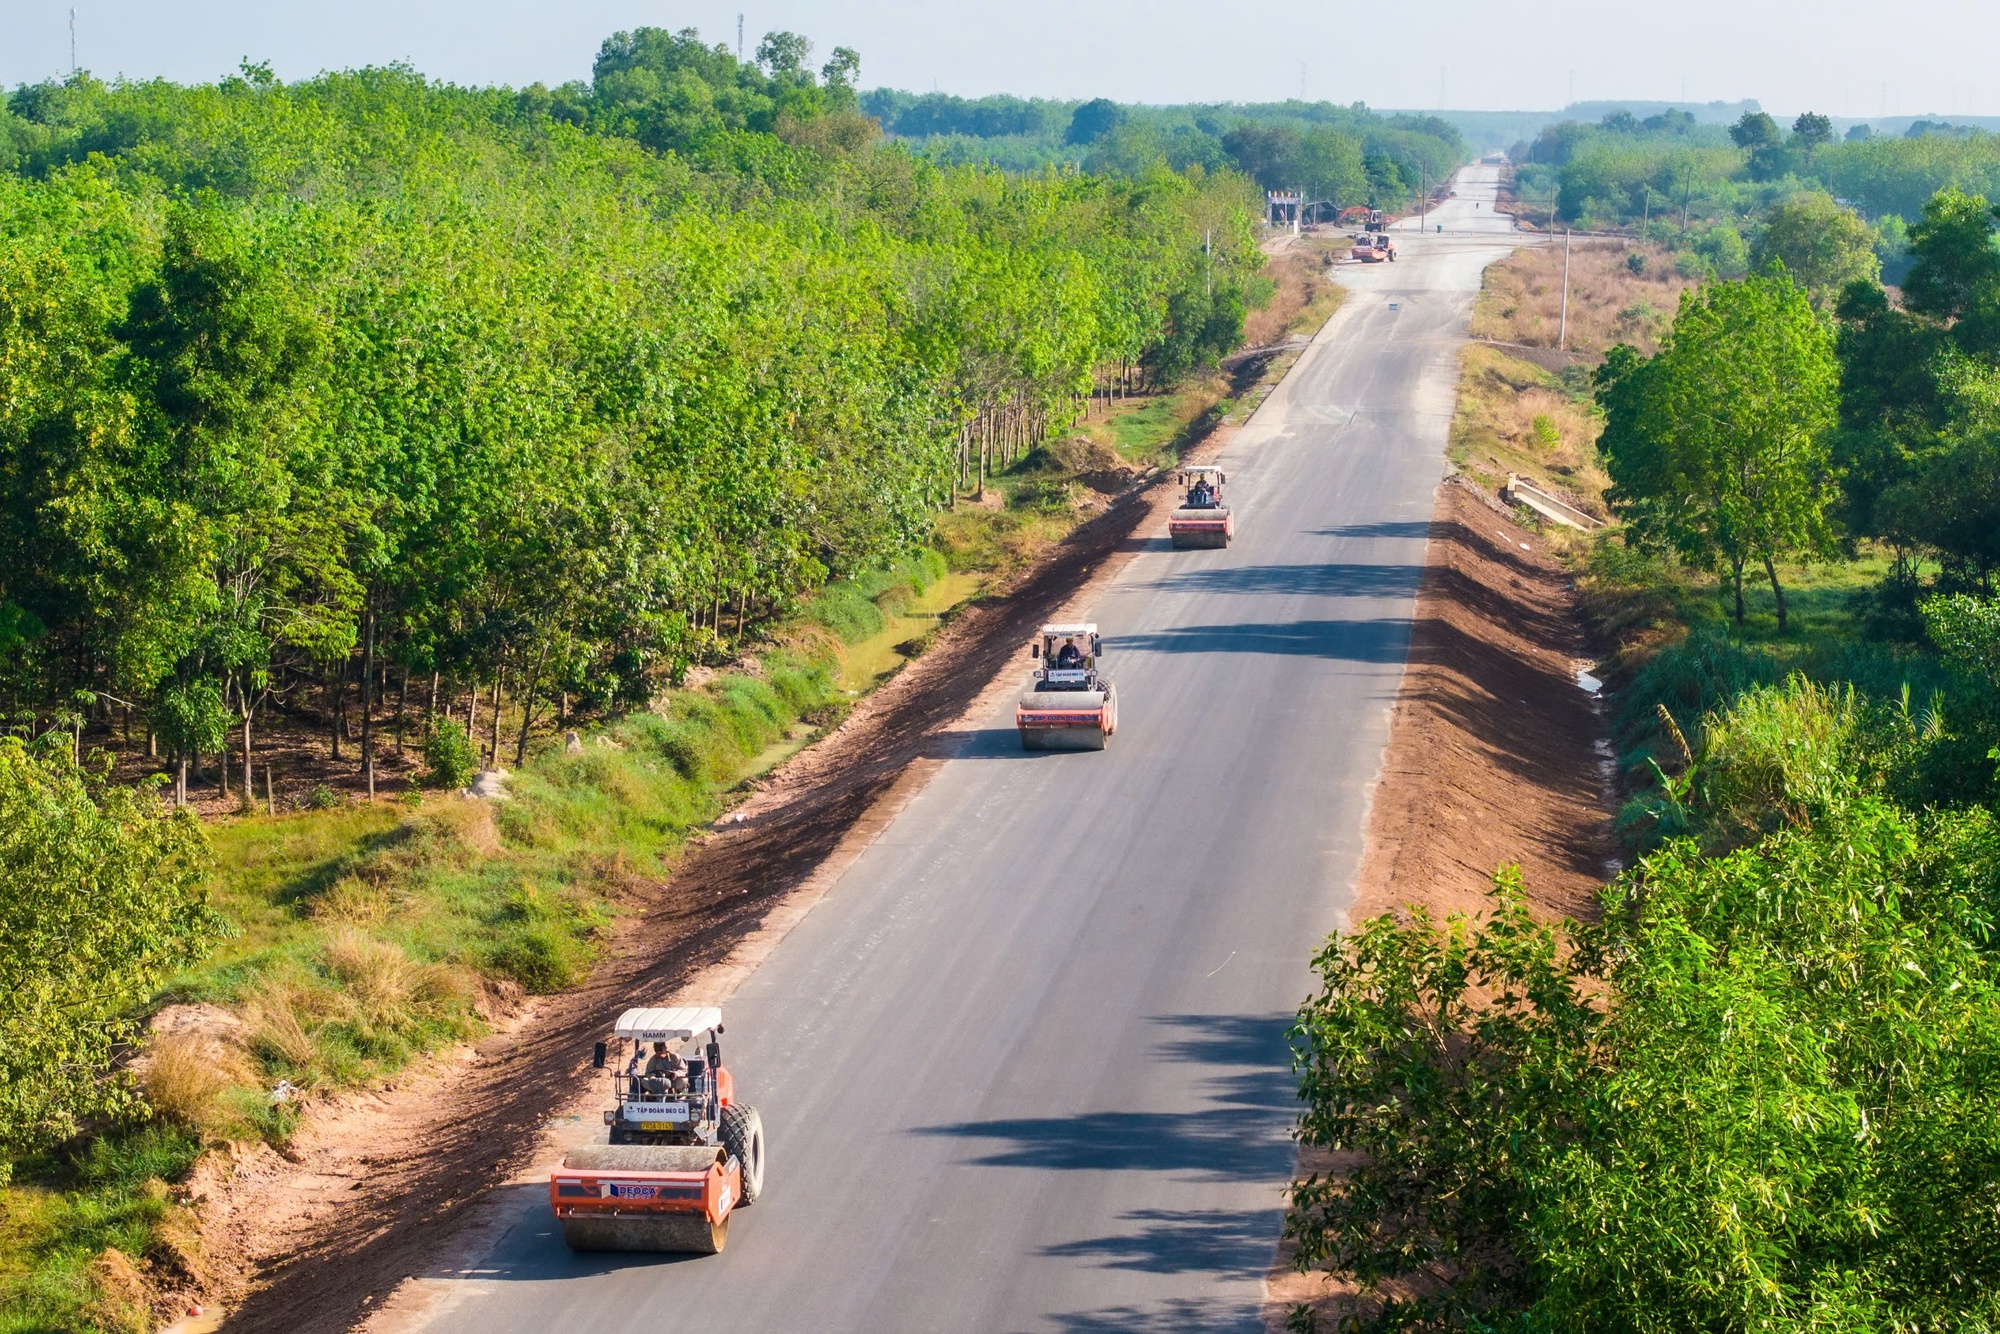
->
xmin=0 ymin=741 xmax=218 ymax=1164
xmin=1753 ymin=191 xmax=1881 ymax=309
xmin=422 ymin=718 xmax=479 ymax=790
xmin=1292 ymin=688 xmax=2000 ymax=1330
xmin=0 ymin=39 xmax=1266 ymax=758
xmin=1833 ymin=189 xmax=2000 ymax=588
xmin=1597 ymin=273 xmax=1841 ymax=628
xmin=1922 ymin=592 xmax=2000 ymax=689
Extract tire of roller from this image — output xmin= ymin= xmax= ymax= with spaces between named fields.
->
xmin=721 ymin=1103 xmax=765 ymax=1205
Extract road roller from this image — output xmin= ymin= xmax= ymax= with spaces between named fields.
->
xmin=549 ymin=1006 xmax=765 ymax=1254
xmin=1167 ymin=466 xmax=1234 ymax=548
xmin=1016 ymin=622 xmax=1118 ymax=751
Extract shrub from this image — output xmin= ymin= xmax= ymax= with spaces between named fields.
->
xmin=306 ymin=782 xmax=342 ymax=810
xmin=0 ymin=741 xmax=218 ymax=1162
xmin=422 ymin=718 xmax=479 ymax=789
xmin=1289 ymin=798 xmax=2000 ymax=1332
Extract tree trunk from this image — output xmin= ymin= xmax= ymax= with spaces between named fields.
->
xmin=468 ymin=679 xmax=477 ymax=741
xmin=514 ymin=641 xmax=551 ymax=768
xmin=1729 ymin=559 xmax=1746 ymax=624
xmin=430 ymin=670 xmax=440 ymax=718
xmin=176 ymin=753 xmax=188 ymax=807
xmin=395 ymin=666 xmax=407 ymax=756
xmin=361 ymin=597 xmax=376 ymax=798
xmin=488 ymin=674 xmax=503 ymax=767
xmin=330 ymin=662 xmax=343 ymax=761
xmin=219 ymin=678 xmax=231 ymax=799
xmin=242 ymin=701 xmax=255 ymax=812
xmin=1763 ymin=555 xmax=1789 ymax=634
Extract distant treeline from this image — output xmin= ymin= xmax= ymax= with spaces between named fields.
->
xmin=860 ymin=89 xmax=1467 ymax=211
xmin=1513 ymin=105 xmax=2000 ymax=264
xmin=0 ymin=28 xmax=1262 ymax=791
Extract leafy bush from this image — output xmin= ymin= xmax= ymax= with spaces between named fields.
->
xmin=0 ymin=741 xmax=219 ymax=1164
xmin=1291 ymin=794 xmax=2000 ymax=1332
xmin=422 ymin=718 xmax=479 ymax=789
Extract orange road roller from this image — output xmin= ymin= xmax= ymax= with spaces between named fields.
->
xmin=549 ymin=1006 xmax=765 ymax=1254
xmin=1017 ymin=622 xmax=1118 ymax=751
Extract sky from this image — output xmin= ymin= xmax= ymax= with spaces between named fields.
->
xmin=3 ymin=0 xmax=1999 ymax=118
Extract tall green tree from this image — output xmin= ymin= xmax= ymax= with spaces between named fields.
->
xmin=1598 ymin=273 xmax=1842 ymax=629
xmin=1752 ymin=191 xmax=1880 ymax=310
xmin=0 ymin=739 xmax=218 ymax=1161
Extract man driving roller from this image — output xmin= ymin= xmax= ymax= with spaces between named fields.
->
xmin=643 ymin=1039 xmax=687 ymax=1094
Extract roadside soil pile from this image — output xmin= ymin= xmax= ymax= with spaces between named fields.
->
xmin=205 ymin=351 xmax=1285 ymax=1334
xmin=1353 ymin=479 xmax=1616 ymax=924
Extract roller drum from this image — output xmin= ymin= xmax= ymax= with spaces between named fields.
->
xmin=560 ymin=1213 xmax=730 ymax=1254
xmin=563 ymin=1145 xmax=722 ymax=1173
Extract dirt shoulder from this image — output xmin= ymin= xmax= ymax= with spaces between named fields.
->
xmin=1352 ymin=478 xmax=1617 ymax=924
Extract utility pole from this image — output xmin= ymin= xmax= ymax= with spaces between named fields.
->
xmin=1558 ymin=229 xmax=1572 ymax=352
xmin=69 ymin=7 xmax=77 ymax=77
xmin=1641 ymin=185 xmax=1651 ymax=235
xmin=1680 ymin=162 xmax=1693 ymax=230
xmin=737 ymin=13 xmax=745 ymax=62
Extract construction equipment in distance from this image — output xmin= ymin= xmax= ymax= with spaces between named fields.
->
xmin=1167 ymin=466 xmax=1234 ymax=549
xmin=1363 ymin=208 xmax=1386 ymax=232
xmin=1016 ymin=623 xmax=1118 ymax=751
xmin=548 ymin=1006 xmax=766 ymax=1254
xmin=1350 ymin=233 xmax=1395 ymax=263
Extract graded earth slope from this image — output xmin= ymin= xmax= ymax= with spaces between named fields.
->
xmin=403 ymin=165 xmax=1523 ymax=1334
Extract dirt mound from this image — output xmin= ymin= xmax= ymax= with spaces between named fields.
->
xmin=1044 ymin=434 xmax=1139 ymax=493
xmin=1354 ymin=479 xmax=1616 ymax=923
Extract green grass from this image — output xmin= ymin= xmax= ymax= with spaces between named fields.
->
xmin=1585 ymin=540 xmax=1969 ymax=834
xmin=1 ymin=1125 xmax=205 ymax=1333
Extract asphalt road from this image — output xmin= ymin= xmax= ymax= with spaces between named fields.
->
xmin=414 ymin=164 xmax=1522 ymax=1334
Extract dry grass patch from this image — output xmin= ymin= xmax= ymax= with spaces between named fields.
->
xmin=139 ymin=1032 xmax=254 ymax=1134
xmin=1451 ymin=344 xmax=1608 ymax=518
xmin=1472 ymin=239 xmax=1689 ymax=357
xmin=1243 ymin=238 xmax=1348 ymax=347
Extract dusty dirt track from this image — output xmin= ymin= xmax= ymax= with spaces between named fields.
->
xmin=206 ymin=366 xmax=1278 ymax=1334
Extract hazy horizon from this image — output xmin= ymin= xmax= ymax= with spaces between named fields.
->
xmin=3 ymin=0 xmax=1999 ymax=120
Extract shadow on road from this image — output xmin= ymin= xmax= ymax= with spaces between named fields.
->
xmin=1115 ymin=617 xmax=1413 ymax=661
xmin=1138 ymin=562 xmax=1423 ymax=600
xmin=1311 ymin=520 xmax=1433 ymax=540
xmin=911 ymin=1012 xmax=1298 ymax=1181
xmin=1041 ymin=1206 xmax=1283 ymax=1279
xmin=1044 ymin=1295 xmax=1267 ymax=1333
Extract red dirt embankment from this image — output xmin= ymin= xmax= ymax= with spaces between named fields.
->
xmin=1354 ymin=478 xmax=1616 ymax=923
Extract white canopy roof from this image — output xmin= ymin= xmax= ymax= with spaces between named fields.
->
xmin=614 ymin=1006 xmax=722 ymax=1042
xmin=1040 ymin=622 xmax=1097 ymax=637
xmin=1181 ymin=465 xmax=1224 ymax=476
